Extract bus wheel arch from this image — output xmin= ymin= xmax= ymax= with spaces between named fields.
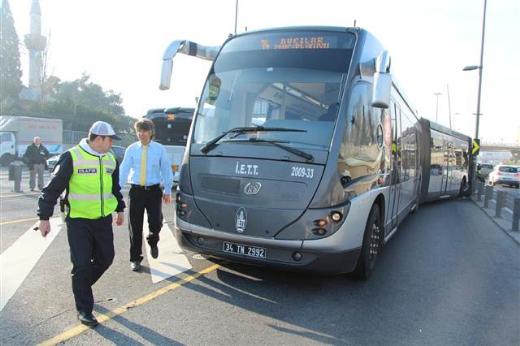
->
xmin=352 ymin=199 xmax=384 ymax=280
xmin=374 ymin=194 xmax=385 ymax=227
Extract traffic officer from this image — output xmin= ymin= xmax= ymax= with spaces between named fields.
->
xmin=119 ymin=118 xmax=172 ymax=272
xmin=37 ymin=121 xmax=125 ymax=327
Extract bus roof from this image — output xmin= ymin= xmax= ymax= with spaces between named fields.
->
xmin=420 ymin=118 xmax=471 ymax=141
xmin=144 ymin=107 xmax=194 ymax=120
xmin=232 ymin=26 xmax=363 ymax=37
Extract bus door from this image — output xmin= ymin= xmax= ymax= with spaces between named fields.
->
xmin=387 ymin=102 xmax=401 ymax=232
xmin=440 ymin=139 xmax=453 ymax=195
xmin=447 ymin=142 xmax=459 ymax=192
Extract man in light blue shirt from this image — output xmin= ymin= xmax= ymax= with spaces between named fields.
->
xmin=119 ymin=119 xmax=173 ymax=271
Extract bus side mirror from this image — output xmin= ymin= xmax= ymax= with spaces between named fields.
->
xmin=160 ymin=59 xmax=173 ymax=90
xmin=159 ymin=40 xmax=220 ymax=91
xmin=159 ymin=40 xmax=187 ymax=90
xmin=371 ymin=51 xmax=391 ymax=109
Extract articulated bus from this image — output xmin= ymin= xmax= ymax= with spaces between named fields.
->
xmin=144 ymin=107 xmax=194 ymax=187
xmin=159 ymin=27 xmax=473 ymax=278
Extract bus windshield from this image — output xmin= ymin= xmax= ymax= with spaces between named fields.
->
xmin=193 ymin=31 xmax=356 ymax=151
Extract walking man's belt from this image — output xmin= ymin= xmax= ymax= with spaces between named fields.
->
xmin=131 ymin=184 xmax=160 ymax=190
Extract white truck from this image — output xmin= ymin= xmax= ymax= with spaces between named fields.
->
xmin=0 ymin=116 xmax=63 ymax=166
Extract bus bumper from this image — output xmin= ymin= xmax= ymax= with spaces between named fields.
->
xmin=175 ymin=218 xmax=361 ymax=274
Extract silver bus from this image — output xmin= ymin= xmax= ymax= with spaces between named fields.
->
xmin=159 ymin=27 xmax=473 ymax=278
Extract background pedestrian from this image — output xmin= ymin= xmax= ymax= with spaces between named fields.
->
xmin=24 ymin=136 xmax=50 ymax=191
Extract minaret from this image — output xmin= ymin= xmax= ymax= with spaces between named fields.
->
xmin=24 ymin=0 xmax=46 ymax=99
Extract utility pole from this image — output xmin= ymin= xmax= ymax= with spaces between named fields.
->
xmin=446 ymin=84 xmax=452 ymax=129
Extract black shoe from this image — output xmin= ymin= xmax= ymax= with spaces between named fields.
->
xmin=77 ymin=311 xmax=98 ymax=327
xmin=151 ymin=245 xmax=159 ymax=259
xmin=130 ymin=261 xmax=141 ymax=272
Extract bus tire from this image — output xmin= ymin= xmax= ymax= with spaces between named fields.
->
xmin=0 ymin=153 xmax=15 ymax=167
xmin=353 ymin=204 xmax=382 ymax=280
xmin=458 ymin=176 xmax=469 ymax=197
xmin=412 ymin=174 xmax=422 ymax=213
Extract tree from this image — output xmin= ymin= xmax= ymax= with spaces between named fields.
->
xmin=0 ymin=0 xmax=23 ymax=113
xmin=9 ymin=71 xmax=135 ymax=145
xmin=34 ymin=74 xmax=135 ymax=144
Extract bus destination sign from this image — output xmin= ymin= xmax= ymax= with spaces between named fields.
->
xmin=260 ymin=36 xmax=330 ymax=50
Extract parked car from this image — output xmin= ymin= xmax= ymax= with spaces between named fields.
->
xmin=111 ymin=145 xmax=126 ymax=162
xmin=46 ymin=154 xmax=60 ymax=172
xmin=476 ymin=163 xmax=494 ymax=182
xmin=46 ymin=145 xmax=126 ymax=172
xmin=488 ymin=165 xmax=520 ymax=188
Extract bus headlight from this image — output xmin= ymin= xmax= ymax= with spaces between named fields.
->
xmin=330 ymin=211 xmax=343 ymax=223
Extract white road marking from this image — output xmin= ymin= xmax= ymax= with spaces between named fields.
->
xmin=144 ymin=215 xmax=192 ymax=283
xmin=0 ymin=217 xmax=63 ymax=312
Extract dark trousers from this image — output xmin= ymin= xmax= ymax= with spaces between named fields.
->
xmin=29 ymin=163 xmax=45 ymax=190
xmin=66 ymin=216 xmax=114 ymax=313
xmin=129 ymin=185 xmax=163 ymax=262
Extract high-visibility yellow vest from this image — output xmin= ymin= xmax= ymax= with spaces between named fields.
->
xmin=68 ymin=145 xmax=117 ymax=219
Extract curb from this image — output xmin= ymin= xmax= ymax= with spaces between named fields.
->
xmin=470 ymin=195 xmax=520 ymax=246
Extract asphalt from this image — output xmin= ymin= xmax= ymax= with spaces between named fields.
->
xmin=0 ymin=170 xmax=519 ymax=345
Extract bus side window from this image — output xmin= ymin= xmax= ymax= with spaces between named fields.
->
xmin=400 ymin=109 xmax=417 ymax=181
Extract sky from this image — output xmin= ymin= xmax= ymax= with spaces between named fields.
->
xmin=7 ymin=0 xmax=520 ymax=143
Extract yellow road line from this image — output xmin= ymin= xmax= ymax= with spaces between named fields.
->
xmin=0 ymin=217 xmax=39 ymax=226
xmin=39 ymin=263 xmax=220 ymax=346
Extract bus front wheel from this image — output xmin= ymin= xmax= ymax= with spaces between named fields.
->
xmin=353 ymin=204 xmax=382 ymax=280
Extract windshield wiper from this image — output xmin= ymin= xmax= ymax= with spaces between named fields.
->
xmin=200 ymin=126 xmax=306 ymax=154
xmin=238 ymin=138 xmax=314 ymax=162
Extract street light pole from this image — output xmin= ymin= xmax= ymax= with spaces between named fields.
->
xmin=475 ymin=0 xmax=487 ymax=140
xmin=463 ymin=0 xmax=487 ymax=140
xmin=434 ymin=92 xmax=442 ymax=122
xmin=462 ymin=0 xmax=488 ymax=195
xmin=234 ymin=0 xmax=239 ymax=35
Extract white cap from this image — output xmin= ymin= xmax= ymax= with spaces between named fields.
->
xmin=88 ymin=121 xmax=121 ymax=140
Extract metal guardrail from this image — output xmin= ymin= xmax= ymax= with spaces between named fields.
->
xmin=63 ymin=130 xmax=87 ymax=144
xmin=474 ymin=180 xmax=520 ymax=232
xmin=513 ymin=199 xmax=520 ymax=232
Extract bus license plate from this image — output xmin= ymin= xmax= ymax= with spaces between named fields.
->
xmin=222 ymin=241 xmax=266 ymax=259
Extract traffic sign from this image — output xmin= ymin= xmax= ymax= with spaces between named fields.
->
xmin=472 ymin=138 xmax=480 ymax=156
